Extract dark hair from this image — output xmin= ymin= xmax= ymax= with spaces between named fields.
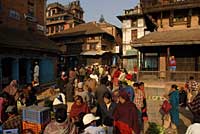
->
xmin=55 ymin=107 xmax=67 ymax=123
xmin=100 ymin=76 xmax=108 ymax=85
xmin=139 ymin=82 xmax=144 ymax=86
xmin=103 ymin=92 xmax=112 ymax=100
xmin=133 ymin=82 xmax=139 ymax=87
xmin=74 ymin=95 xmax=83 ymax=103
xmin=171 ymin=84 xmax=177 ymax=89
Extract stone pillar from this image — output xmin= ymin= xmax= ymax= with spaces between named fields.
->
xmin=26 ymin=60 xmax=32 ymax=83
xmin=12 ymin=58 xmax=19 ymax=81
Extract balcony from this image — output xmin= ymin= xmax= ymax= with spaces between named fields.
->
xmin=141 ymin=0 xmax=200 ymax=13
xmin=46 ymin=20 xmax=65 ymax=25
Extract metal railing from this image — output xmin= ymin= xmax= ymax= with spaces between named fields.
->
xmin=137 ymin=71 xmax=200 ymax=82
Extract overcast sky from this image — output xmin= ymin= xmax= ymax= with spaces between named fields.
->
xmin=47 ymin=0 xmax=138 ymax=27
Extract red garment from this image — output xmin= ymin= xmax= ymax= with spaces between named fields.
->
xmin=70 ymin=102 xmax=89 ymax=118
xmin=169 ymin=59 xmax=176 ymax=66
xmin=114 ymin=121 xmax=132 ymax=134
xmin=0 ymin=97 xmax=7 ymax=122
xmin=113 ymin=101 xmax=140 ymax=134
xmin=125 ymin=74 xmax=133 ymax=80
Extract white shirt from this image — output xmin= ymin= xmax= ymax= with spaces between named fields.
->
xmin=34 ymin=65 xmax=39 ymax=76
xmin=83 ymin=126 xmax=106 ymax=134
xmin=186 ymin=123 xmax=200 ymax=134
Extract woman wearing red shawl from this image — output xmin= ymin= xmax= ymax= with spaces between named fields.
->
xmin=113 ymin=90 xmax=140 ymax=134
xmin=70 ymin=95 xmax=89 ymax=123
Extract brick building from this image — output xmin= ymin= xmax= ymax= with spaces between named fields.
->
xmin=50 ymin=21 xmax=122 ymax=69
xmin=117 ymin=4 xmax=151 ymax=71
xmin=133 ymin=0 xmax=200 ymax=81
xmin=46 ymin=0 xmax=84 ymax=36
xmin=0 ymin=0 xmax=58 ymax=89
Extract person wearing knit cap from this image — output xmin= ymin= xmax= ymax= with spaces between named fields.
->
xmin=113 ymin=90 xmax=140 ymax=134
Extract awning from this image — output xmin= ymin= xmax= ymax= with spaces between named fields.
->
xmin=80 ymin=50 xmax=110 ymax=56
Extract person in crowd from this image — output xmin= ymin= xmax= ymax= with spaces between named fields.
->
xmin=133 ymin=65 xmax=138 ymax=82
xmin=133 ymin=82 xmax=144 ymax=130
xmin=75 ymin=82 xmax=89 ymax=103
xmin=168 ymin=84 xmax=179 ymax=130
xmin=0 ymin=92 xmax=9 ymax=123
xmin=90 ymin=71 xmax=99 ymax=83
xmin=111 ymin=66 xmax=121 ymax=90
xmin=95 ymin=76 xmax=110 ymax=105
xmin=70 ymin=95 xmax=89 ymax=123
xmin=169 ymin=56 xmax=176 ymax=71
xmin=185 ymin=76 xmax=199 ymax=102
xmin=99 ymin=65 xmax=105 ymax=79
xmin=84 ymin=85 xmax=97 ymax=111
xmin=69 ymin=67 xmax=76 ymax=81
xmin=74 ymin=67 xmax=79 ymax=89
xmin=139 ymin=82 xmax=148 ymax=122
xmin=120 ymin=81 xmax=134 ymax=102
xmin=79 ymin=65 xmax=86 ymax=82
xmin=169 ymin=56 xmax=176 ymax=80
xmin=113 ymin=90 xmax=140 ymax=134
xmin=56 ymin=71 xmax=67 ymax=94
xmin=185 ymin=122 xmax=200 ymax=134
xmin=3 ymin=80 xmax=18 ymax=104
xmin=44 ymin=107 xmax=78 ymax=134
xmin=112 ymin=89 xmax=120 ymax=104
xmin=82 ymin=113 xmax=106 ymax=134
xmin=188 ymin=90 xmax=200 ymax=123
xmin=25 ymin=84 xmax=37 ymax=107
xmin=179 ymin=86 xmax=187 ymax=107
xmin=2 ymin=105 xmax=22 ymax=133
xmin=33 ymin=61 xmax=39 ymax=85
xmin=118 ymin=68 xmax=127 ymax=83
xmin=66 ymin=78 xmax=75 ymax=102
xmin=97 ymin=92 xmax=117 ymax=134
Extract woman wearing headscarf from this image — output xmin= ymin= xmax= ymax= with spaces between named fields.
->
xmin=113 ymin=90 xmax=140 ymax=134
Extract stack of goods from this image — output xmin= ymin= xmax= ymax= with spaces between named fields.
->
xmin=22 ymin=105 xmax=50 ymax=134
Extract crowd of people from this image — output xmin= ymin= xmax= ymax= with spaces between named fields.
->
xmin=0 ymin=64 xmax=200 ymax=134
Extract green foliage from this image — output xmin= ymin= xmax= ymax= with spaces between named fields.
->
xmin=146 ymin=122 xmax=165 ymax=134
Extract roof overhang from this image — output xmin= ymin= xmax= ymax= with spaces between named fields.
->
xmin=133 ymin=41 xmax=200 ymax=48
xmin=80 ymin=50 xmax=110 ymax=56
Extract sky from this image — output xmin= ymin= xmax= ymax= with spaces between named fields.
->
xmin=47 ymin=0 xmax=138 ymax=27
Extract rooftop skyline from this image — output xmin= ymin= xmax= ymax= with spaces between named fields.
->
xmin=47 ymin=0 xmax=138 ymax=27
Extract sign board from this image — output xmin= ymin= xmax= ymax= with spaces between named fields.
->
xmin=37 ymin=24 xmax=44 ymax=31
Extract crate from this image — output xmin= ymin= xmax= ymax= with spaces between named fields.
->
xmin=22 ymin=121 xmax=47 ymax=134
xmin=22 ymin=105 xmax=50 ymax=124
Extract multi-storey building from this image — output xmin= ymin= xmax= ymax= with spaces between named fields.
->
xmin=117 ymin=4 xmax=150 ymax=71
xmin=0 ymin=0 xmax=58 ymax=88
xmin=50 ymin=21 xmax=122 ymax=69
xmin=134 ymin=0 xmax=200 ymax=80
xmin=46 ymin=0 xmax=84 ymax=36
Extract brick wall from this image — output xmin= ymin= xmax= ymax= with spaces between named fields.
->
xmin=0 ymin=0 xmax=45 ymax=34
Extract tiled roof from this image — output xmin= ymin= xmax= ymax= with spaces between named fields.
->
xmin=50 ymin=22 xmax=108 ymax=38
xmin=0 ymin=26 xmax=59 ymax=53
xmin=134 ymin=29 xmax=200 ymax=47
